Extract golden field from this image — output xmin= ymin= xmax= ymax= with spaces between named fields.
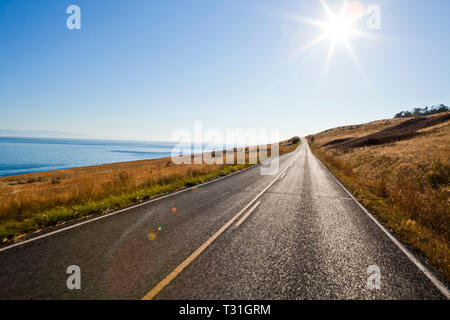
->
xmin=308 ymin=113 xmax=449 ymax=281
xmin=0 ymin=138 xmax=300 ymax=243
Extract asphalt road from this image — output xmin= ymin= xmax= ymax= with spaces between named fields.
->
xmin=0 ymin=139 xmax=447 ymax=299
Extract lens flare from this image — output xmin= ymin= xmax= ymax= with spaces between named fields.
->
xmin=347 ymin=1 xmax=365 ymax=19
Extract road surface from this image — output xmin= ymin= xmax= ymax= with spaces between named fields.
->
xmin=0 ymin=139 xmax=447 ymax=299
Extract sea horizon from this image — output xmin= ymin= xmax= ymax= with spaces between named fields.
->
xmin=0 ymin=136 xmax=178 ymax=177
xmin=0 ymin=135 xmax=248 ymax=177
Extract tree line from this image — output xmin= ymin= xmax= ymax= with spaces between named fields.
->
xmin=394 ymin=104 xmax=449 ymax=118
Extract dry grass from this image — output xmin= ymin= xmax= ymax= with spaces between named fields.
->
xmin=308 ymin=112 xmax=449 ymax=282
xmin=0 ymin=138 xmax=300 ymax=242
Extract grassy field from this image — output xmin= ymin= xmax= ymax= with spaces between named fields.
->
xmin=307 ymin=112 xmax=449 ymax=282
xmin=0 ymin=137 xmax=300 ymax=243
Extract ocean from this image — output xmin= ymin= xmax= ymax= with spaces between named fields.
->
xmin=0 ymin=137 xmax=178 ymax=177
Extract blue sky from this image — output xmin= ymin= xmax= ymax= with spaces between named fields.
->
xmin=0 ymin=0 xmax=449 ymax=141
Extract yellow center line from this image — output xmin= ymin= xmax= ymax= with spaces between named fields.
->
xmin=233 ymin=201 xmax=261 ymax=229
xmin=141 ymin=151 xmax=300 ymax=300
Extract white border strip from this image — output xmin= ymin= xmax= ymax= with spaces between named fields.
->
xmin=306 ymin=138 xmax=449 ymax=299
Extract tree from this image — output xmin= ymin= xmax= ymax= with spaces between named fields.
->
xmin=394 ymin=111 xmax=405 ymax=118
xmin=394 ymin=104 xmax=449 ymax=118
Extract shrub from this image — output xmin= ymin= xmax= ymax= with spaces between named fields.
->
xmin=427 ymin=161 xmax=450 ymax=189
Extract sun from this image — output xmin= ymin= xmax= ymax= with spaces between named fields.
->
xmin=293 ymin=0 xmax=371 ymax=73
xmin=324 ymin=16 xmax=353 ymax=42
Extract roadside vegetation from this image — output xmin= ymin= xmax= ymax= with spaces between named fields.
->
xmin=308 ymin=112 xmax=449 ymax=282
xmin=0 ymin=138 xmax=300 ymax=243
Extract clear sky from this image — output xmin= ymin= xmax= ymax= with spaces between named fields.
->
xmin=0 ymin=0 xmax=449 ymax=141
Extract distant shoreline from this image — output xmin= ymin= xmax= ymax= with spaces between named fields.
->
xmin=0 ymin=136 xmax=287 ymax=177
xmin=0 ymin=136 xmax=177 ymax=177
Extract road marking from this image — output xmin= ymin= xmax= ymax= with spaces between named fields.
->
xmin=234 ymin=201 xmax=261 ymax=229
xmin=0 ymin=157 xmax=276 ymax=253
xmin=141 ymin=151 xmax=300 ymax=300
xmin=306 ymin=138 xmax=450 ymax=299
xmin=279 ymin=172 xmax=287 ymax=180
xmin=1 ymin=145 xmax=303 ymax=253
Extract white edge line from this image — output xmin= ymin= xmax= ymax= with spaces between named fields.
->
xmin=1 ymin=163 xmax=257 ymax=253
xmin=305 ymin=139 xmax=450 ymax=299
xmin=234 ymin=201 xmax=261 ymax=229
xmin=0 ymin=148 xmax=300 ymax=253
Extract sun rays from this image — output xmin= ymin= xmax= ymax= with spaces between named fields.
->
xmin=294 ymin=0 xmax=372 ymax=74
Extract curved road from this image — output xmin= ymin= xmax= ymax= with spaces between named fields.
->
xmin=0 ymin=139 xmax=447 ymax=299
